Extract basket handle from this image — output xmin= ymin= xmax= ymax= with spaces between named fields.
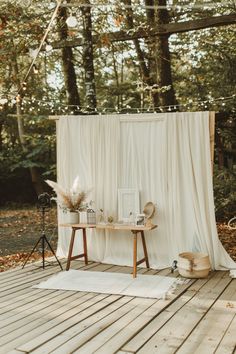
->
xmin=228 ymin=216 xmax=236 ymax=230
xmin=189 ymin=259 xmax=194 ymax=272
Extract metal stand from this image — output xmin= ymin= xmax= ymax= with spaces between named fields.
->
xmin=22 ymin=207 xmax=63 ymax=270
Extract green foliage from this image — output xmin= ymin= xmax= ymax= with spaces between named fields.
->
xmin=214 ymin=166 xmax=236 ymax=221
xmin=0 ymin=111 xmax=56 ymax=204
xmin=1 ymin=112 xmax=56 ymax=169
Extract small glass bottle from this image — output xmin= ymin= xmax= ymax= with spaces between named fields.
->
xmin=98 ymin=208 xmax=105 ymax=224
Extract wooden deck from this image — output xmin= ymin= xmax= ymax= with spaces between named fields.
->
xmin=0 ymin=259 xmax=235 ymax=354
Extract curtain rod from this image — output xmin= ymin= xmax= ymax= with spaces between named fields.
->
xmin=49 ymin=112 xmax=214 ymax=121
xmin=49 ymin=114 xmax=165 ymax=121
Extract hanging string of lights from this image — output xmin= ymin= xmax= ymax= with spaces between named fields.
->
xmin=0 ymin=0 xmax=234 ymax=116
xmin=60 ymin=2 xmax=233 ymax=10
xmin=0 ymin=93 xmax=235 ymax=114
xmin=17 ymin=0 xmax=62 ymax=97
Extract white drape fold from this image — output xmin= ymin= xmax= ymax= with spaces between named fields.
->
xmin=56 ymin=113 xmax=235 ymax=270
xmin=163 ymin=113 xmax=235 ymax=269
xmin=57 ymin=116 xmax=120 ymax=261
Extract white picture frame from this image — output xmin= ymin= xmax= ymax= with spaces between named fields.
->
xmin=118 ymin=189 xmax=140 ymax=222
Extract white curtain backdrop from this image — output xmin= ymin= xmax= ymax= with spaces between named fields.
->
xmin=56 ymin=112 xmax=235 ymax=270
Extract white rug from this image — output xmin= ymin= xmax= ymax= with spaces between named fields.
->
xmin=33 ymin=270 xmax=177 ymax=299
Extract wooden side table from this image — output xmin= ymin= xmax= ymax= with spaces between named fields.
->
xmin=60 ymin=224 xmax=96 ymax=271
xmin=132 ymin=230 xmax=150 ymax=278
xmin=60 ymin=223 xmax=157 ymax=277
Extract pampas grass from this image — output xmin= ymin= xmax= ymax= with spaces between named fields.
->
xmin=46 ymin=177 xmax=88 ymax=212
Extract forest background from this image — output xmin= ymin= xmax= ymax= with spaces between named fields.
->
xmin=0 ymin=0 xmax=235 ymax=267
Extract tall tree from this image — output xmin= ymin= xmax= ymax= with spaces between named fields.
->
xmin=80 ymin=0 xmax=97 ymax=111
xmin=155 ymin=0 xmax=177 ymax=107
xmin=57 ymin=6 xmax=81 ymax=113
xmin=122 ymin=0 xmax=159 ymax=107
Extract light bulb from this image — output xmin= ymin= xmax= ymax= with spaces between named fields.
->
xmin=33 ymin=64 xmax=39 ymax=74
xmin=45 ymin=44 xmax=53 ymax=52
xmin=22 ymin=82 xmax=27 ymax=91
xmin=29 ymin=48 xmax=38 ymax=59
xmin=48 ymin=2 xmax=55 ymax=9
xmin=66 ymin=15 xmax=78 ymax=27
xmin=16 ymin=94 xmax=21 ymax=103
xmin=0 ymin=98 xmax=8 ymax=104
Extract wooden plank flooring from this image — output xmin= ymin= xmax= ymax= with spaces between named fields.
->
xmin=0 ymin=259 xmax=235 ymax=354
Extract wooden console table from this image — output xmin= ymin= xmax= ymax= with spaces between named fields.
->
xmin=60 ymin=223 xmax=157 ymax=278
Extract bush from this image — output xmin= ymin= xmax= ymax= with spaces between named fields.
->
xmin=214 ymin=165 xmax=236 ymax=221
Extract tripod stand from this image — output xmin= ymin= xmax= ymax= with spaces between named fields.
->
xmin=22 ymin=206 xmax=63 ymax=270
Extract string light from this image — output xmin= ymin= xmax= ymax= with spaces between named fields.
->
xmin=16 ymin=94 xmax=21 ymax=103
xmin=33 ymin=64 xmax=39 ymax=74
xmin=22 ymin=82 xmax=27 ymax=91
xmin=18 ymin=0 xmax=62 ymax=96
xmin=29 ymin=48 xmax=38 ymax=59
xmin=1 ymin=93 xmax=235 ymax=114
xmin=66 ymin=14 xmax=78 ymax=27
xmin=0 ymin=98 xmax=8 ymax=105
xmin=60 ymin=2 xmax=232 ymax=9
xmin=45 ymin=44 xmax=53 ymax=52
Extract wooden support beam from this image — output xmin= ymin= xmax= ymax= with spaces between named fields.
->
xmin=164 ymin=14 xmax=236 ymax=35
xmin=50 ymin=14 xmax=236 ymax=50
xmin=209 ymin=111 xmax=215 ymax=173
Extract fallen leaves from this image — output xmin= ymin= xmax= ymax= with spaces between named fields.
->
xmin=0 ymin=251 xmax=55 ymax=272
xmin=217 ymin=222 xmax=236 ymax=261
xmin=226 ymin=302 xmax=234 ymax=308
xmin=0 ymin=206 xmax=58 ymax=271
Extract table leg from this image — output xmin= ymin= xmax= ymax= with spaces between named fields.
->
xmin=66 ymin=228 xmax=76 ymax=271
xmin=133 ymin=232 xmax=138 ymax=278
xmin=82 ymin=228 xmax=88 ymax=265
xmin=141 ymin=231 xmax=150 ymax=268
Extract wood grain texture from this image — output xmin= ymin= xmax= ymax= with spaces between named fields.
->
xmin=0 ymin=262 xmax=234 ymax=354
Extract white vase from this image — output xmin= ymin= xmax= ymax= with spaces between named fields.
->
xmin=79 ymin=211 xmax=87 ymax=223
xmin=67 ymin=211 xmax=80 ymax=224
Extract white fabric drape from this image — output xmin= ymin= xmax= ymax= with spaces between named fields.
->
xmin=56 ymin=112 xmax=235 ymax=270
xmin=57 ymin=115 xmax=120 ymax=261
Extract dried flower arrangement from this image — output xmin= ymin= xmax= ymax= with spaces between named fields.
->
xmin=45 ymin=176 xmax=89 ymax=212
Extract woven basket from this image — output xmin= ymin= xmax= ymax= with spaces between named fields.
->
xmin=178 ymin=252 xmax=211 ymax=278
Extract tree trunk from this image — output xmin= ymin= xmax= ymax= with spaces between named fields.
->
xmin=123 ymin=0 xmax=159 ymax=107
xmin=16 ymin=98 xmax=26 ymax=149
xmin=215 ymin=130 xmax=225 ymax=169
xmin=29 ymin=166 xmax=45 ymax=195
xmin=155 ymin=0 xmax=177 ymax=107
xmin=81 ymin=1 xmax=97 ymax=112
xmin=58 ymin=6 xmax=81 ymax=113
xmin=0 ymin=118 xmax=3 ymax=151
xmin=144 ymin=0 xmax=158 ymax=89
xmin=111 ymin=44 xmax=121 ymax=110
xmin=125 ymin=0 xmax=150 ymax=80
